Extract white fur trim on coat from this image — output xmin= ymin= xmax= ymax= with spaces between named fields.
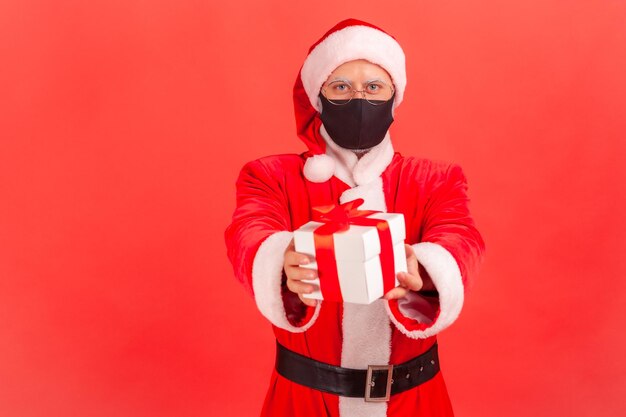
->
xmin=303 ymin=153 xmax=335 ymax=183
xmin=338 ymin=178 xmax=390 ymax=417
xmin=301 ymin=25 xmax=406 ymax=113
xmin=339 ymin=301 xmax=390 ymax=417
xmin=316 ymin=124 xmax=395 ymax=187
xmin=385 ymin=242 xmax=464 ymax=339
xmin=252 ymin=231 xmax=321 ymax=332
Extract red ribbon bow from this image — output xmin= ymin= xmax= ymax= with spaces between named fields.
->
xmin=311 ymin=198 xmax=396 ymax=302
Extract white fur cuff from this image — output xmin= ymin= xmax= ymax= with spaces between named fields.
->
xmin=252 ymin=231 xmax=321 ymax=332
xmin=386 ymin=242 xmax=464 ymax=338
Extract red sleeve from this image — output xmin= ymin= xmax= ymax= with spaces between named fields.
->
xmin=385 ymin=163 xmax=485 ymax=339
xmin=420 ymin=163 xmax=485 ymax=288
xmin=224 ymin=159 xmax=320 ymax=332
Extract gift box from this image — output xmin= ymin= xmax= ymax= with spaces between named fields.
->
xmin=293 ymin=198 xmax=407 ymax=304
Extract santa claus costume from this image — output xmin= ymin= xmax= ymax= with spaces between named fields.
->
xmin=224 ymin=18 xmax=485 ymax=417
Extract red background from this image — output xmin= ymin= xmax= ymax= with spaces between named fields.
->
xmin=1 ymin=1 xmax=625 ymax=416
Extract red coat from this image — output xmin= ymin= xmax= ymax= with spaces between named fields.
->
xmin=224 ymin=137 xmax=485 ymax=416
xmin=225 ymin=19 xmax=484 ymax=415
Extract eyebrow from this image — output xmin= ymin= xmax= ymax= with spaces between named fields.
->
xmin=326 ymin=77 xmax=388 ymax=84
xmin=326 ymin=76 xmax=351 ymax=84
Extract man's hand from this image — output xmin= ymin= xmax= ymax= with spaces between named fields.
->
xmin=283 ymin=238 xmax=318 ymax=307
xmin=384 ymin=243 xmax=434 ymax=300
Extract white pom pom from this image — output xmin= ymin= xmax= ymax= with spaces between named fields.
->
xmin=303 ymin=154 xmax=335 ymax=183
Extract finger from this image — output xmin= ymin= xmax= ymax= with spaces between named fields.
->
xmin=397 ymin=271 xmax=423 ymax=292
xmin=284 ymin=249 xmax=314 ymax=267
xmin=298 ymin=294 xmax=318 ymax=307
xmin=285 ymin=265 xmax=318 ymax=281
xmin=400 ymin=271 xmax=424 ymax=291
xmin=286 ymin=278 xmax=316 ymax=295
xmin=404 ymin=243 xmax=416 ymax=260
xmin=384 ymin=286 xmax=408 ymax=300
xmin=404 ymin=244 xmax=419 ymax=276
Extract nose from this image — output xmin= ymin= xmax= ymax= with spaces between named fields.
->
xmin=354 ymin=89 xmax=367 ymax=99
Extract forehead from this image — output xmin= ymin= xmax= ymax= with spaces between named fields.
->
xmin=326 ymin=59 xmax=392 ymax=82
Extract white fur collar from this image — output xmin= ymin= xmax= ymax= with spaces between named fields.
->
xmin=320 ymin=124 xmax=395 ymax=187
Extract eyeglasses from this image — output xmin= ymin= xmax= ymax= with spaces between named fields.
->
xmin=321 ymin=79 xmax=395 ymax=105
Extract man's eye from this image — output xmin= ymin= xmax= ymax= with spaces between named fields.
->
xmin=367 ymin=83 xmax=382 ymax=92
xmin=334 ymin=84 xmax=349 ymax=91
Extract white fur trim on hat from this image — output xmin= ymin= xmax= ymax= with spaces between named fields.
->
xmin=303 ymin=153 xmax=335 ymax=183
xmin=301 ymin=25 xmax=406 ymax=113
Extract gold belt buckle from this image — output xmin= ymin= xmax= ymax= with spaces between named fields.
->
xmin=364 ymin=364 xmax=394 ymax=402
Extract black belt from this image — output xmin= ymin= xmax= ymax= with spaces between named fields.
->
xmin=275 ymin=340 xmax=440 ymax=402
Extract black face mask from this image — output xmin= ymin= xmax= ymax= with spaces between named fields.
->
xmin=318 ymin=92 xmax=395 ymax=150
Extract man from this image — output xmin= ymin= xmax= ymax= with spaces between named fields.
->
xmin=224 ymin=18 xmax=485 ymax=417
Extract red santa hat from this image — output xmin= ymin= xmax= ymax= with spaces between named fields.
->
xmin=294 ymin=19 xmax=407 ymax=183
